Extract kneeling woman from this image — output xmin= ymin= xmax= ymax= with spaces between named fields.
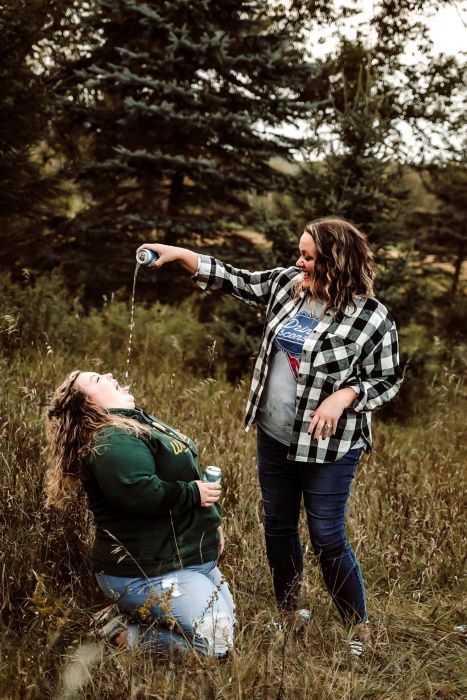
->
xmin=45 ymin=370 xmax=234 ymax=657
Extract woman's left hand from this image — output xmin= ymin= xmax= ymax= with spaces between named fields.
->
xmin=218 ymin=526 xmax=225 ymax=556
xmin=308 ymin=388 xmax=358 ymax=440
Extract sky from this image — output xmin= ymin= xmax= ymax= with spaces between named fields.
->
xmin=427 ymin=2 xmax=467 ymax=55
xmin=311 ymin=1 xmax=467 ymax=58
xmin=279 ymin=1 xmax=467 ymax=157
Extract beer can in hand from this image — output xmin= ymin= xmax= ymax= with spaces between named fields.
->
xmin=203 ymin=465 xmax=222 ymax=484
xmin=136 ymin=249 xmax=159 ymax=266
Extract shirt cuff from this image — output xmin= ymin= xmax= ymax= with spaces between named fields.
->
xmin=345 ymin=383 xmax=367 ymax=413
xmin=191 ymin=254 xmax=212 ymax=290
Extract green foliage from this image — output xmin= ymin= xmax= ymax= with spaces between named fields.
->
xmin=371 ymin=253 xmax=435 ymax=328
xmin=253 ymin=2 xmax=466 ymax=331
xmin=0 ymin=0 xmax=71 ymax=276
xmin=381 ymin=321 xmax=466 ymax=420
xmin=0 ymin=271 xmax=217 ymax=378
xmin=0 ymin=271 xmax=88 ymax=355
xmin=409 ymin=163 xmax=467 ymax=294
xmin=203 ymin=295 xmax=264 ymax=382
xmin=49 ymin=0 xmax=324 ymax=299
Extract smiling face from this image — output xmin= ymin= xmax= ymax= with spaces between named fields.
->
xmin=296 ymin=232 xmax=317 ymax=290
xmin=75 ymin=372 xmax=136 ymax=409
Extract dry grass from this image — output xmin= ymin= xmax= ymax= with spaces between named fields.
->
xmin=0 ymin=300 xmax=465 ymax=699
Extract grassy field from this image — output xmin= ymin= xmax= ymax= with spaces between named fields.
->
xmin=0 ymin=287 xmax=466 ymax=699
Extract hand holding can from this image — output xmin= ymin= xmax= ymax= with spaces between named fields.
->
xmin=195 ymin=480 xmax=221 ymax=507
xmin=136 ymin=248 xmax=160 ymax=266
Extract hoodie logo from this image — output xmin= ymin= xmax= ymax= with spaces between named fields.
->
xmin=170 ymin=439 xmax=188 ymax=455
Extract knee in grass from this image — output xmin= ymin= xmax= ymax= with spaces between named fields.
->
xmin=195 ymin=612 xmax=234 ymax=658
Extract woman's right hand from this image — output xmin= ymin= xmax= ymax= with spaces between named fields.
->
xmin=136 ymin=243 xmax=199 ymax=274
xmin=194 ymin=480 xmax=221 ymax=507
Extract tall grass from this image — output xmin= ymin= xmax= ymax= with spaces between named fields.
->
xmin=0 ymin=277 xmax=465 ymax=699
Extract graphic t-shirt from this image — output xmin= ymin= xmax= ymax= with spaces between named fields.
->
xmin=257 ymin=299 xmax=322 ymax=445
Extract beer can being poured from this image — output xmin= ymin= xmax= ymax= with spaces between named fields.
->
xmin=203 ymin=465 xmax=222 ymax=484
xmin=136 ymin=248 xmax=159 ymax=266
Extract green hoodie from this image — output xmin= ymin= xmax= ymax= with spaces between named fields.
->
xmin=80 ymin=408 xmax=221 ymax=577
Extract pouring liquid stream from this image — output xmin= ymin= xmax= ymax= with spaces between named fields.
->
xmin=125 ymin=262 xmax=141 ymax=382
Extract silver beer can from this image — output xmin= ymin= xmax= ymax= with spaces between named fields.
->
xmin=136 ymin=249 xmax=159 ymax=266
xmin=203 ymin=465 xmax=222 ymax=484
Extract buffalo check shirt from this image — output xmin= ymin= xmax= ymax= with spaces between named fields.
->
xmin=193 ymin=255 xmax=403 ymax=464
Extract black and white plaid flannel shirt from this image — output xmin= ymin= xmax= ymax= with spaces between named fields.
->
xmin=193 ymin=255 xmax=403 ymax=464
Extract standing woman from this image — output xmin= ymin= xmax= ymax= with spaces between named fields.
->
xmin=44 ymin=370 xmax=234 ymax=657
xmin=137 ymin=217 xmax=402 ymax=650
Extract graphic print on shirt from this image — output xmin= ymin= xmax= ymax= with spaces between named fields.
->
xmin=273 ymin=304 xmax=320 ymax=379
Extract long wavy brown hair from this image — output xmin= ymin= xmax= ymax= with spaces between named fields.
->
xmin=294 ymin=217 xmax=374 ymax=317
xmin=44 ymin=370 xmax=150 ymax=508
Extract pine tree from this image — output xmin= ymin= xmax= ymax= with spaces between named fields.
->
xmin=410 ymin=162 xmax=467 ymax=296
xmin=256 ymin=34 xmax=415 ymax=264
xmin=0 ymin=0 xmax=70 ymax=274
xmin=256 ymin=1 xmax=465 ymax=324
xmin=55 ymin=0 xmax=323 ymax=298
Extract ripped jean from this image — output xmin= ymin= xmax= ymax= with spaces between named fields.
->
xmin=96 ymin=560 xmax=235 ymax=657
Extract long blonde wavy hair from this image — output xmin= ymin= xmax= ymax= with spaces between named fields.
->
xmin=294 ymin=217 xmax=374 ymax=317
xmin=44 ymin=370 xmax=150 ymax=508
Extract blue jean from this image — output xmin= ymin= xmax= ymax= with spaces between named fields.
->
xmin=96 ymin=560 xmax=235 ymax=657
xmin=256 ymin=427 xmax=367 ymax=625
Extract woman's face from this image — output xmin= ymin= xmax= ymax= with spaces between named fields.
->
xmin=75 ymin=372 xmax=136 ymax=409
xmin=296 ymin=233 xmax=317 ymax=290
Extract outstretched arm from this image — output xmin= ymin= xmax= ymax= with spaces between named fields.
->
xmin=136 ymin=242 xmax=199 ymax=274
xmin=136 ymin=242 xmax=285 ymax=308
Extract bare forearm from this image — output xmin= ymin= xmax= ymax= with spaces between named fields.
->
xmin=333 ymin=387 xmax=358 ymax=409
xmin=136 ymin=242 xmax=199 ymax=274
xmin=174 ymin=247 xmax=199 ymax=274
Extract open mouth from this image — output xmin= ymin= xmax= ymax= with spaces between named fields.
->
xmin=114 ymin=380 xmax=129 ymax=392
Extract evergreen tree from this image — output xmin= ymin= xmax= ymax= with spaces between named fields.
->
xmin=55 ymin=0 xmax=324 ymax=298
xmin=0 ymin=0 xmax=71 ymax=274
xmin=256 ymin=33 xmax=417 ymax=266
xmin=256 ymin=1 xmax=465 ymax=324
xmin=410 ymin=162 xmax=467 ymax=296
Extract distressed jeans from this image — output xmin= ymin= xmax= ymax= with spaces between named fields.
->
xmin=257 ymin=426 xmax=367 ymax=625
xmin=96 ymin=560 xmax=234 ymax=657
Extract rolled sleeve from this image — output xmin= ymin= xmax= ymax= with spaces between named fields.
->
xmin=191 ymin=254 xmax=211 ymax=290
xmin=191 ymin=255 xmax=284 ymax=307
xmin=345 ymin=325 xmax=403 ymax=413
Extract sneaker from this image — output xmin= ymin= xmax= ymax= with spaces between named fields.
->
xmin=270 ymin=608 xmax=312 ymax=634
xmin=91 ymin=605 xmax=128 ymax=644
xmin=297 ymin=608 xmax=312 ymax=623
xmin=347 ymin=638 xmax=366 ymax=657
xmin=347 ymin=620 xmax=371 ymax=657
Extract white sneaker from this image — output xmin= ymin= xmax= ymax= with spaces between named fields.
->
xmin=270 ymin=608 xmax=312 ymax=634
xmin=91 ymin=605 xmax=128 ymax=643
xmin=347 ymin=620 xmax=371 ymax=657
xmin=297 ymin=608 xmax=312 ymax=622
xmin=348 ymin=638 xmax=366 ymax=657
